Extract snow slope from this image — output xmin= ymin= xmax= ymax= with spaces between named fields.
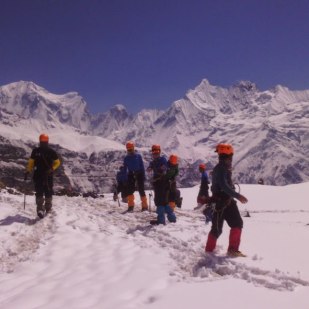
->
xmin=1 ymin=183 xmax=309 ymax=309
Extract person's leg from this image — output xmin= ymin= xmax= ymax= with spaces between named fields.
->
xmin=225 ymin=200 xmax=243 ymax=253
xmin=127 ymin=194 xmax=135 ymax=211
xmin=156 ymin=206 xmax=166 ymax=224
xmin=205 ymin=233 xmax=217 ymax=252
xmin=44 ymin=177 xmax=53 ymax=213
xmin=136 ymin=173 xmax=148 ymax=210
xmin=45 ymin=196 xmax=52 ymax=212
xmin=127 ymin=173 xmax=135 ymax=210
xmin=205 ymin=208 xmax=224 ymax=252
xmin=35 ymin=181 xmax=45 ymax=218
xmin=168 ymin=181 xmax=177 ymax=211
xmin=165 ymin=205 xmax=176 ymax=222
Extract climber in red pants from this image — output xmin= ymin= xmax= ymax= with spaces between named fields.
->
xmin=205 ymin=144 xmax=248 ymax=257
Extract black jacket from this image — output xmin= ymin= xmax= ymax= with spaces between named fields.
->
xmin=30 ymin=146 xmax=59 ymax=180
xmin=211 ymin=159 xmax=240 ymax=200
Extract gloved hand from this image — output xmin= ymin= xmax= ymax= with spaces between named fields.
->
xmin=24 ymin=171 xmax=29 ymax=181
xmin=203 ymin=205 xmax=214 ymax=224
xmin=197 ymin=195 xmax=209 ymax=205
xmin=238 ymin=194 xmax=248 ymax=204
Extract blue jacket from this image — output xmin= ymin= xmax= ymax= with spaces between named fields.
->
xmin=116 ymin=166 xmax=128 ymax=183
xmin=123 ymin=152 xmax=145 ymax=176
xmin=201 ymin=171 xmax=209 ymax=184
xmin=199 ymin=171 xmax=209 ymax=197
xmin=148 ymin=156 xmax=168 ymax=178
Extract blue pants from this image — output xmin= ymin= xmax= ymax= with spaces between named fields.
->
xmin=156 ymin=205 xmax=176 ymax=224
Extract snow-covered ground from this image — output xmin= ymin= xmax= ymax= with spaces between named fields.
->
xmin=1 ymin=183 xmax=309 ymax=309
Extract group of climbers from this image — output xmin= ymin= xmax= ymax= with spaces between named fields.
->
xmin=117 ymin=142 xmax=179 ymax=225
xmin=147 ymin=144 xmax=178 ymax=225
xmin=25 ymin=134 xmax=248 ymax=256
xmin=112 ymin=140 xmax=248 ymax=256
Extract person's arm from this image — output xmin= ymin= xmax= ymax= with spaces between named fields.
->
xmin=123 ymin=156 xmax=128 ymax=173
xmin=52 ymin=158 xmax=61 ymax=171
xmin=139 ymin=154 xmax=146 ymax=177
xmin=147 ymin=161 xmax=153 ymax=173
xmin=26 ymin=149 xmax=37 ymax=172
xmin=218 ymin=169 xmax=248 ymax=203
xmin=26 ymin=158 xmax=35 ymax=173
xmin=24 ymin=158 xmax=34 ymax=180
xmin=218 ymin=168 xmax=240 ymax=199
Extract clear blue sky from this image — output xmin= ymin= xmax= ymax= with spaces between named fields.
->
xmin=1 ymin=0 xmax=308 ymax=114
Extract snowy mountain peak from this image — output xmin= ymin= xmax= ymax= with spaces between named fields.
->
xmin=2 ymin=80 xmax=45 ymax=94
xmin=109 ymin=104 xmax=129 ymax=118
xmin=0 ymin=81 xmax=90 ymax=131
xmin=188 ymin=78 xmax=224 ymax=97
xmin=231 ymin=80 xmax=258 ymax=92
xmin=0 ymin=78 xmax=308 ymax=187
xmin=111 ymin=104 xmax=127 ymax=111
xmin=273 ymin=84 xmax=289 ymax=92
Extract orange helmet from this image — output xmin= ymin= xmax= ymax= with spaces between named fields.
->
xmin=169 ymin=154 xmax=178 ymax=165
xmin=215 ymin=143 xmax=234 ymax=155
xmin=39 ymin=134 xmax=49 ymax=142
xmin=151 ymin=144 xmax=161 ymax=154
xmin=126 ymin=141 xmax=134 ymax=151
xmin=199 ymin=163 xmax=206 ymax=171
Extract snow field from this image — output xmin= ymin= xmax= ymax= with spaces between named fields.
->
xmin=0 ymin=183 xmax=309 ymax=309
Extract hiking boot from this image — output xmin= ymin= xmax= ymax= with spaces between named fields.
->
xmin=141 ymin=207 xmax=148 ymax=212
xmin=127 ymin=206 xmax=134 ymax=212
xmin=141 ymin=195 xmax=148 ymax=209
xmin=37 ymin=210 xmax=45 ymax=219
xmin=227 ymin=250 xmax=246 ymax=257
xmin=150 ymin=220 xmax=159 ymax=225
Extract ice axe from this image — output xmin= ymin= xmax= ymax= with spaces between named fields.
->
xmin=113 ymin=190 xmax=120 ymax=207
xmin=23 ymin=172 xmax=29 ymax=210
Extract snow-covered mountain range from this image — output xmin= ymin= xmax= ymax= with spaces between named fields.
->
xmin=0 ymin=79 xmax=308 ymax=192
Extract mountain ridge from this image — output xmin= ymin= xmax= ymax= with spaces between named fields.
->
xmin=0 ymin=79 xmax=308 ymax=191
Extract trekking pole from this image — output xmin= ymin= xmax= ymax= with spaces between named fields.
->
xmin=117 ymin=194 xmax=120 ymax=207
xmin=112 ymin=182 xmax=120 ymax=207
xmin=149 ymin=192 xmax=152 ymax=213
xmin=23 ymin=174 xmax=28 ymax=210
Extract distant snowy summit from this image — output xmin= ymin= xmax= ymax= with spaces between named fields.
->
xmin=0 ymin=79 xmax=309 ymax=185
xmin=1 ymin=79 xmax=308 ymax=133
xmin=0 ymin=80 xmax=90 ymax=131
xmin=184 ymin=78 xmax=309 ymax=115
